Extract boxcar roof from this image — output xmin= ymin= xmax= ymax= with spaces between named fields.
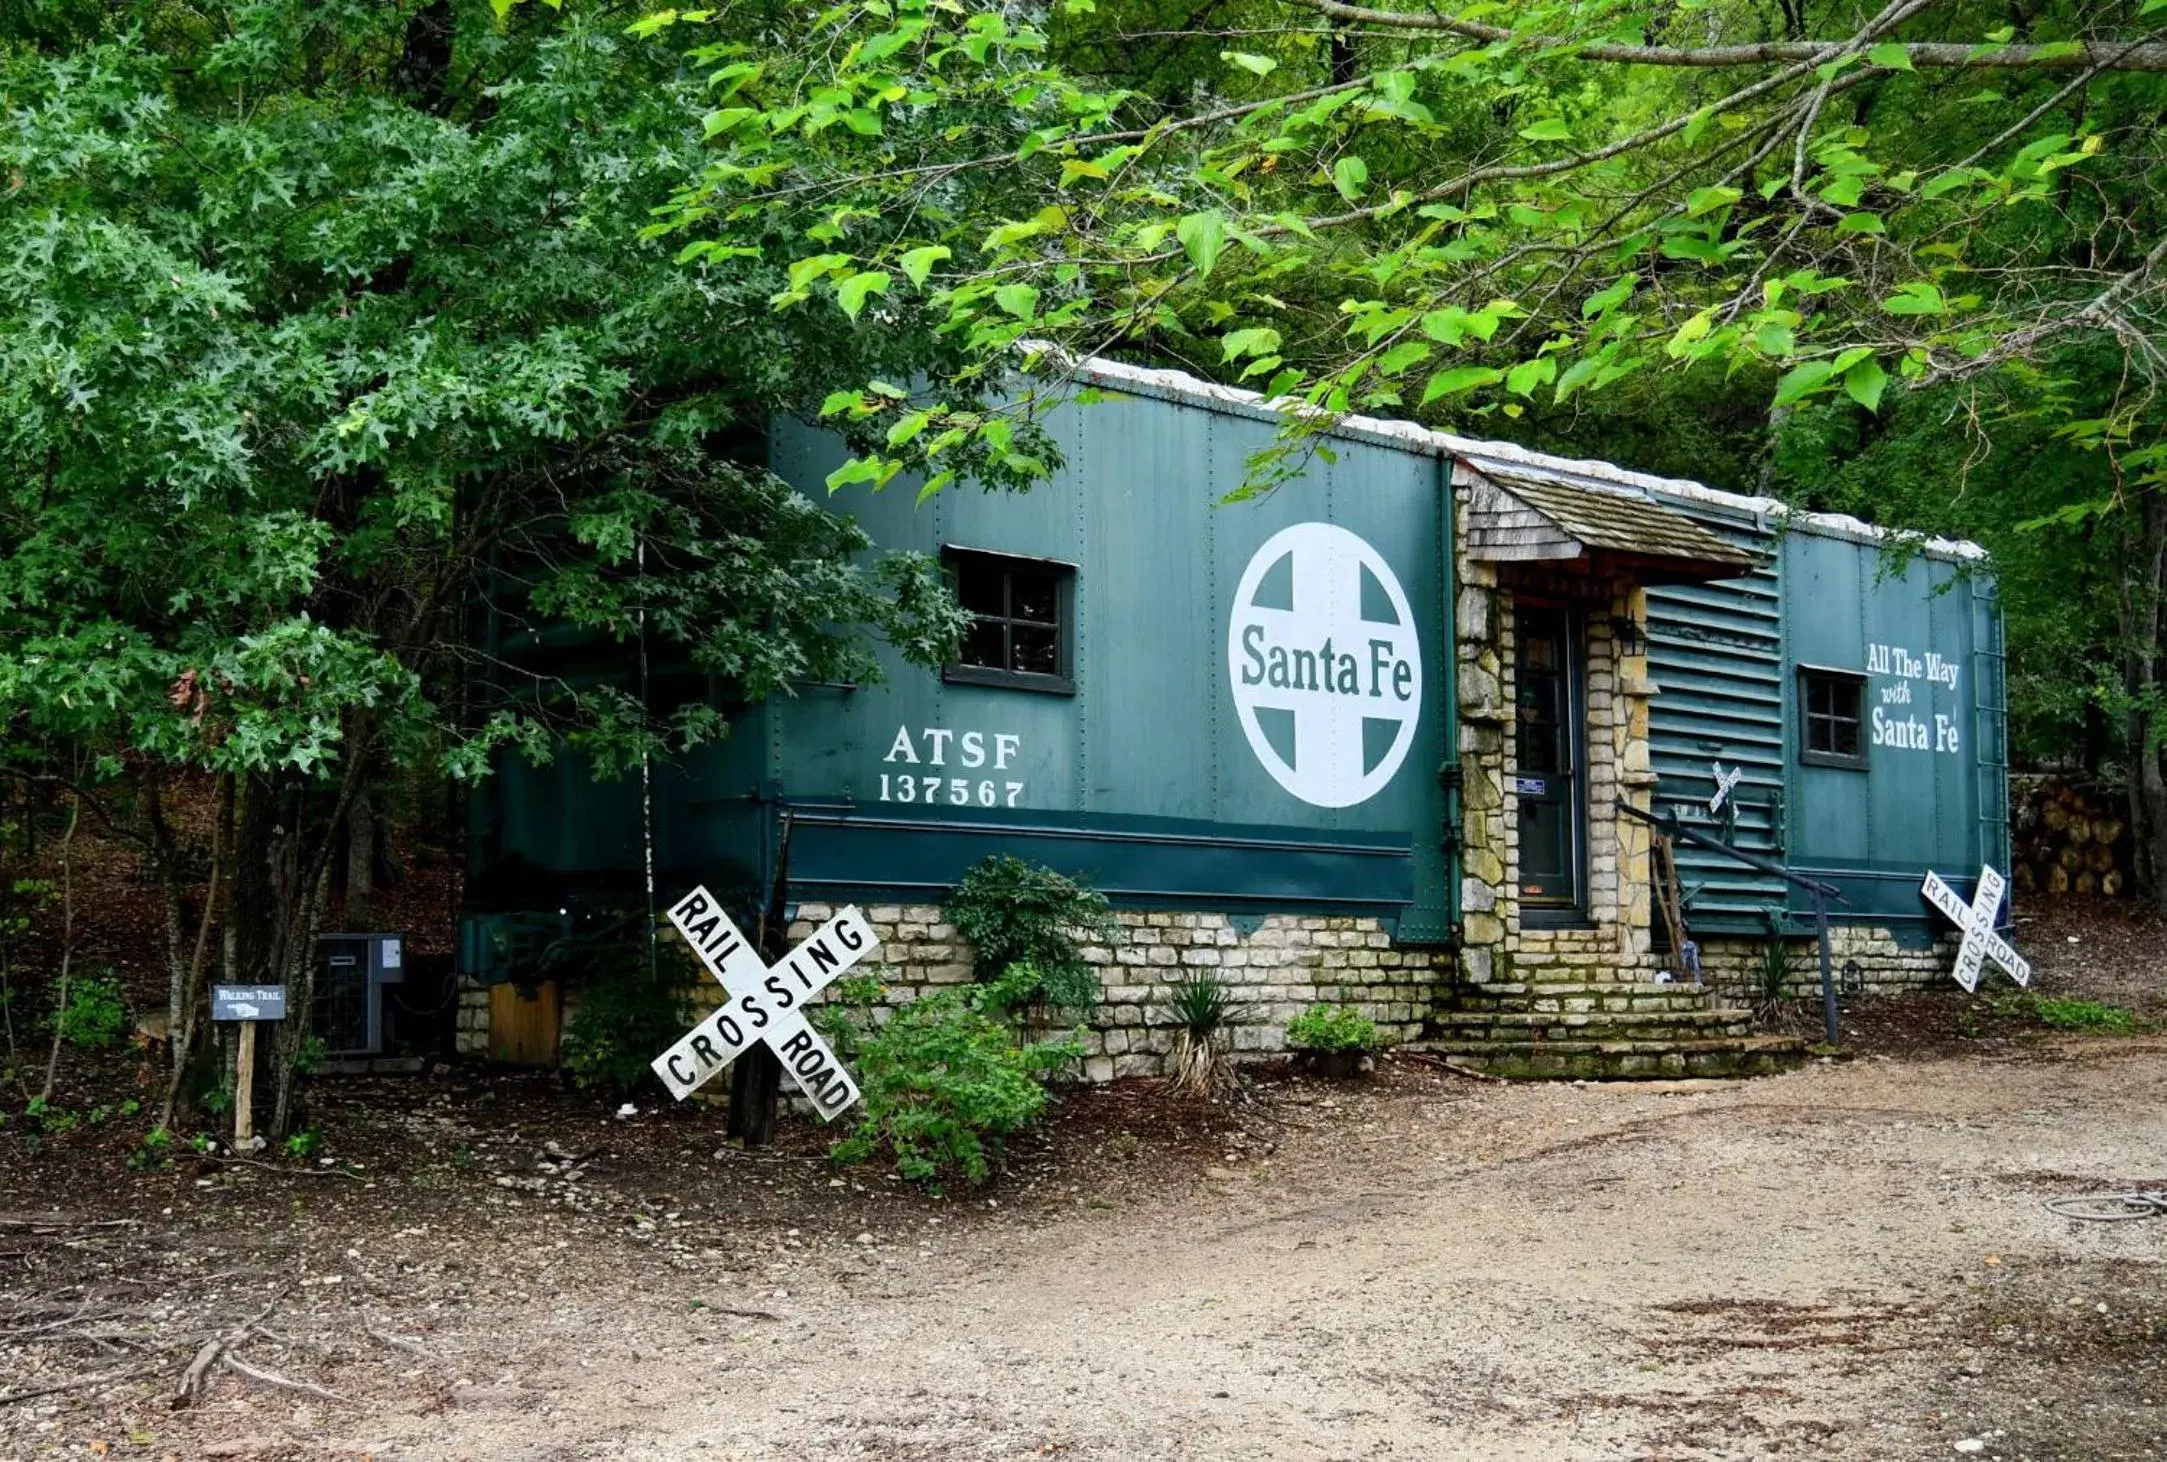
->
xmin=1048 ymin=351 xmax=1989 ymax=564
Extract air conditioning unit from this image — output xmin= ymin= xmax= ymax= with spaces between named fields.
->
xmin=315 ymin=933 xmax=406 ymax=1056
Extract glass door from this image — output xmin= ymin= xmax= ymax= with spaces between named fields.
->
xmin=1514 ymin=605 xmax=1584 ymax=910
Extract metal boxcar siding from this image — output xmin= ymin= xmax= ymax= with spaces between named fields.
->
xmin=1643 ymin=493 xmax=1790 ymax=932
xmin=1782 ymin=531 xmax=2005 ymax=929
xmin=756 ymin=386 xmax=1455 ymax=932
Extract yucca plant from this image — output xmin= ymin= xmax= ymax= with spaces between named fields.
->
xmin=1750 ymin=939 xmax=1796 ymax=1026
xmin=1162 ymin=974 xmax=1243 ymax=1099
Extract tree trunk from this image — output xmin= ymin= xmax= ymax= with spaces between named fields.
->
xmin=159 ymin=776 xmax=232 ymax=1130
xmin=345 ymin=785 xmax=376 ymax=928
xmin=36 ymin=781 xmax=81 ymax=1105
xmin=2124 ymin=489 xmax=2167 ymax=917
xmin=143 ymin=779 xmax=192 ymax=1061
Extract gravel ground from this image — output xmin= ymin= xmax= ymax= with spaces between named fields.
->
xmin=7 ymin=1034 xmax=2167 ymax=1462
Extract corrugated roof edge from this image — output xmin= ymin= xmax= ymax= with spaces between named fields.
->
xmin=1030 ymin=347 xmax=1989 ymax=565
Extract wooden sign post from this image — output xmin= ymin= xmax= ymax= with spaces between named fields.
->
xmin=212 ymin=984 xmax=288 ymax=1145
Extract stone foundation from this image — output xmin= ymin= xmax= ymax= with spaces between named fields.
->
xmin=455 ymin=976 xmax=490 ymax=1056
xmin=779 ymin=904 xmax=1454 ymax=1082
xmin=1692 ymin=925 xmax=1960 ymax=1001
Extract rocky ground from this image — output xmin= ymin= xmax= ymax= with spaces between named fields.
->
xmin=5 ymin=1025 xmax=2166 ymax=1462
xmin=4 ymin=900 xmax=2166 ymax=1461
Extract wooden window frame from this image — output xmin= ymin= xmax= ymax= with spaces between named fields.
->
xmin=941 ymin=546 xmax=1077 ymax=695
xmin=1798 ymin=665 xmax=1868 ymax=770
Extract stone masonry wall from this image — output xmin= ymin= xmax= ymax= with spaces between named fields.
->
xmin=779 ymin=903 xmax=1455 ymax=1081
xmin=1694 ymin=925 xmax=1961 ymax=999
xmin=455 ymin=976 xmax=489 ymax=1056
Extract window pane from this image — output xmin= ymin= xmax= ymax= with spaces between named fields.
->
xmin=960 ymin=618 xmax=1007 ymax=668
xmin=1012 ymin=624 xmax=1059 ymax=675
xmin=954 ymin=558 xmax=1006 ymax=616
xmin=1832 ymin=714 xmax=1859 ymax=756
xmin=1011 ymin=571 xmax=1059 ymax=624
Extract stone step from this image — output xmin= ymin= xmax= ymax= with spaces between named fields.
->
xmin=1409 ymin=1034 xmax=1807 ymax=1081
xmin=1429 ymin=1009 xmax=1755 ymax=1044
xmin=1451 ymin=981 xmax=1718 ymax=1015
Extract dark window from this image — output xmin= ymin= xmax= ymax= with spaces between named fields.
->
xmin=1799 ymin=668 xmax=1867 ymax=769
xmin=943 ymin=548 xmax=1075 ymax=693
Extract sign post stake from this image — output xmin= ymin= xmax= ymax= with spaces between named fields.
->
xmin=233 ymin=1019 xmax=256 ymax=1145
xmin=211 ymin=983 xmax=288 ymax=1147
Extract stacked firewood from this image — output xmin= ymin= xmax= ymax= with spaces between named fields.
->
xmin=2012 ymin=776 xmax=2129 ymax=897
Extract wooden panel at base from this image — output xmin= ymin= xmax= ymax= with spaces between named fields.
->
xmin=489 ymin=982 xmax=561 ymax=1066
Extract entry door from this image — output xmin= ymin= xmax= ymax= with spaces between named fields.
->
xmin=1514 ymin=606 xmax=1584 ymax=910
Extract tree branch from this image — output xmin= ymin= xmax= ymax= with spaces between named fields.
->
xmin=1280 ymin=0 xmax=2167 ymax=71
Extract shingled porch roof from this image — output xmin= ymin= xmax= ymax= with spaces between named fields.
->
xmin=1463 ymin=466 xmax=1757 ymax=585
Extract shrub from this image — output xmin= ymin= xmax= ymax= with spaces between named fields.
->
xmin=1285 ymin=1003 xmax=1379 ymax=1054
xmin=556 ymin=921 xmax=695 ymax=1096
xmin=1162 ymin=973 xmax=1243 ymax=1099
xmin=56 ymin=973 xmax=126 ymax=1049
xmin=822 ymin=976 xmax=1080 ymax=1187
xmin=946 ymin=855 xmax=1120 ymax=1015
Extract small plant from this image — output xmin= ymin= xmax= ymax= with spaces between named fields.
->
xmin=189 ymin=1132 xmax=214 ymax=1155
xmin=284 ymin=1127 xmax=322 ymax=1159
xmin=128 ymin=1126 xmax=175 ymax=1171
xmin=946 ymin=855 xmax=1121 ymax=1015
xmin=823 ymin=977 xmax=1080 ymax=1187
xmin=292 ymin=1034 xmax=329 ymax=1077
xmin=1749 ymin=940 xmax=1796 ymax=1024
xmin=1285 ymin=1003 xmax=1379 ymax=1054
xmin=1162 ymin=974 xmax=1243 ymax=1099
xmin=1994 ymin=992 xmax=2141 ymax=1035
xmin=201 ymin=1085 xmax=233 ymax=1116
xmin=55 ymin=973 xmax=126 ymax=1049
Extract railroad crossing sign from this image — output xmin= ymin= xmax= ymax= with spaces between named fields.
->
xmin=1708 ymin=761 xmax=1744 ymax=814
xmin=651 ymin=887 xmax=878 ymax=1120
xmin=1921 ymin=864 xmax=2032 ymax=993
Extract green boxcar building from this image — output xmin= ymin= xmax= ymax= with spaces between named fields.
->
xmin=460 ymin=355 xmax=2010 ymax=1077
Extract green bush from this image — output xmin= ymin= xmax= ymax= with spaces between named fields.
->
xmin=556 ymin=922 xmax=695 ymax=1096
xmin=1285 ymin=1003 xmax=1379 ymax=1054
xmin=56 ymin=973 xmax=126 ymax=1049
xmin=822 ymin=975 xmax=1080 ymax=1186
xmin=946 ymin=855 xmax=1120 ymax=1014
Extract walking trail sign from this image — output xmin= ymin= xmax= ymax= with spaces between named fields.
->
xmin=651 ymin=887 xmax=878 ymax=1121
xmin=1921 ymin=864 xmax=2032 ymax=993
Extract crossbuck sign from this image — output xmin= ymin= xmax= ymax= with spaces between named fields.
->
xmin=650 ymin=887 xmax=878 ymax=1120
xmin=1921 ymin=864 xmax=2032 ymax=993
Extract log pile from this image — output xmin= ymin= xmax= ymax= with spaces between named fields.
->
xmin=2012 ymin=776 xmax=2129 ymax=898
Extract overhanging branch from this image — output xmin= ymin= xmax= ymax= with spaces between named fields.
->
xmin=1282 ymin=0 xmax=2167 ymax=71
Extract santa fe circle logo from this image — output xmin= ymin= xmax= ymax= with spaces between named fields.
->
xmin=1228 ymin=522 xmax=1423 ymax=809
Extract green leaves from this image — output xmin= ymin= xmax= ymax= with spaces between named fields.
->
xmin=1331 ymin=156 xmax=1370 ymax=202
xmin=1222 ymin=50 xmax=1277 ymax=76
xmin=1881 ymin=281 xmax=1947 ymax=316
xmin=1843 ymin=356 xmax=1888 ymax=412
xmin=1517 ymin=116 xmax=1571 ymax=142
xmin=1866 ymin=42 xmax=1915 ymax=70
xmin=1684 ymin=185 xmax=1742 ymax=217
xmin=835 ymin=270 xmax=890 ymax=320
xmin=1420 ymin=366 xmax=1502 ymax=404
xmin=1581 ymin=273 xmax=1638 ymax=319
xmin=1221 ymin=327 xmax=1282 ymax=362
xmin=898 ymin=245 xmax=951 ymax=287
xmin=1176 ymin=211 xmax=1227 ymax=277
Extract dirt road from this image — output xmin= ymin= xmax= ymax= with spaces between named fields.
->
xmin=9 ymin=1042 xmax=2167 ymax=1461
